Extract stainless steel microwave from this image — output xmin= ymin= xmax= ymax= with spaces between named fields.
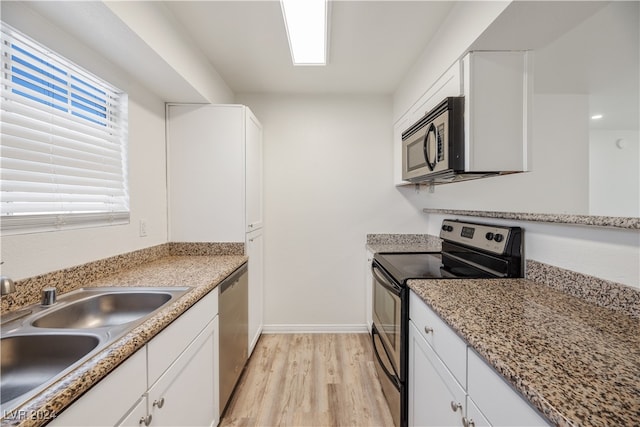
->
xmin=401 ymin=97 xmax=465 ymax=183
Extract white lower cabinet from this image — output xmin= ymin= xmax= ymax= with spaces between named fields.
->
xmin=408 ymin=321 xmax=466 ymax=427
xmin=409 ymin=290 xmax=549 ymax=427
xmin=465 ymin=397 xmax=491 ymax=427
xmin=48 ymin=349 xmax=147 ymax=427
xmin=51 ymin=288 xmax=220 ymax=427
xmin=467 ymin=349 xmax=548 ymax=427
xmin=247 ymin=228 xmax=263 ymax=356
xmin=146 ymin=318 xmax=218 ymax=427
xmin=117 ymin=397 xmax=148 ymax=427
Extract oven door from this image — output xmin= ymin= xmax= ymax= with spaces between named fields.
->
xmin=372 ymin=323 xmax=401 ymax=427
xmin=371 ymin=262 xmax=402 ymax=374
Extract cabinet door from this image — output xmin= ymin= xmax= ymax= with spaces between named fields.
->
xmin=462 ymin=51 xmax=530 ymax=172
xmin=247 ymin=227 xmax=264 ymax=355
xmin=48 ymin=349 xmax=147 ymax=427
xmin=116 ymin=396 xmax=148 ymax=427
xmin=167 ymin=104 xmax=245 ymax=242
xmin=467 ymin=349 xmax=549 ymax=427
xmin=148 ymin=317 xmax=218 ymax=427
xmin=245 ymin=108 xmax=263 ymax=231
xmin=409 ymin=321 xmax=466 ymax=427
xmin=465 ymin=397 xmax=491 ymax=427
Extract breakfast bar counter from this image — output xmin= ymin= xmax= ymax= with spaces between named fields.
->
xmin=409 ymin=278 xmax=640 ymax=427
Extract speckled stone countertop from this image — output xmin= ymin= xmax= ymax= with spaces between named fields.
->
xmin=409 ymin=279 xmax=640 ymax=427
xmin=1 ymin=251 xmax=247 ymax=427
xmin=422 ymin=208 xmax=640 ymax=230
xmin=366 ymin=233 xmax=442 ymax=253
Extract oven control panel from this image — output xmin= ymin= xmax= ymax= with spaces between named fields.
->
xmin=440 ymin=220 xmax=518 ymax=255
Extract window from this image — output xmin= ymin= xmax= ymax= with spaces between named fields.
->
xmin=1 ymin=22 xmax=129 ymax=234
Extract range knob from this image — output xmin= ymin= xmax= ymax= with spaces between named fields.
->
xmin=485 ymin=232 xmax=494 ymax=241
xmin=442 ymin=225 xmax=454 ymax=232
xmin=494 ymin=233 xmax=504 ymax=243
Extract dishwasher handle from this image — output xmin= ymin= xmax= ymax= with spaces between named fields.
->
xmin=220 ymin=263 xmax=248 ymax=294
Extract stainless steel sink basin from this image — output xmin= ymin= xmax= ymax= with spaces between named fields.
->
xmin=32 ymin=291 xmax=173 ymax=329
xmin=1 ymin=334 xmax=100 ymax=405
xmin=0 ymin=286 xmax=191 ymax=412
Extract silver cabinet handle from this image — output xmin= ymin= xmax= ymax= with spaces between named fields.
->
xmin=462 ymin=417 xmax=476 ymax=427
xmin=424 ymin=326 xmax=434 ymax=334
xmin=139 ymin=415 xmax=152 ymax=426
xmin=153 ymin=397 xmax=165 ymax=409
xmin=450 ymin=401 xmax=462 ymax=413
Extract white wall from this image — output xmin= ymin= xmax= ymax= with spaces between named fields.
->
xmin=0 ymin=3 xmax=169 ymax=280
xmin=237 ymin=94 xmax=431 ymax=330
xmin=589 ymin=130 xmax=640 ymax=217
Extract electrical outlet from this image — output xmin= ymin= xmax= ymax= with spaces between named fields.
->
xmin=139 ymin=219 xmax=148 ymax=237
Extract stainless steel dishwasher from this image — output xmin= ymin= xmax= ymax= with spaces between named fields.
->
xmin=218 ymin=263 xmax=248 ymax=414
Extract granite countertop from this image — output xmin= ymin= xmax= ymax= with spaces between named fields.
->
xmin=366 ymin=233 xmax=442 ymax=254
xmin=409 ymin=278 xmax=640 ymax=427
xmin=1 ymin=253 xmax=247 ymax=427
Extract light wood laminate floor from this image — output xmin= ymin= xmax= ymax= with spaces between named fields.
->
xmin=220 ymin=333 xmax=394 ymax=427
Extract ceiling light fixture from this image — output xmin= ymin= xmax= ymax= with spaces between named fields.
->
xmin=280 ymin=0 xmax=328 ymax=66
xmin=591 ymin=114 xmax=603 ymax=120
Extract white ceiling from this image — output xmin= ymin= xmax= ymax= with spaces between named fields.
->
xmin=14 ymin=0 xmax=639 ymax=131
xmin=161 ymin=0 xmax=455 ymax=94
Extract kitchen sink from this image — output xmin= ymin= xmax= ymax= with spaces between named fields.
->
xmin=1 ymin=334 xmax=100 ymax=405
xmin=32 ymin=291 xmax=174 ymax=329
xmin=0 ymin=286 xmax=191 ymax=412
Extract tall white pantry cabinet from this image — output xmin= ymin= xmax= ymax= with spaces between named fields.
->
xmin=166 ymin=104 xmax=264 ymax=355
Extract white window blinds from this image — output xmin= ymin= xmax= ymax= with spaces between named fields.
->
xmin=1 ymin=22 xmax=129 ymax=234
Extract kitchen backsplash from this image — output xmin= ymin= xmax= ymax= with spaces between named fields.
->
xmin=526 ymin=260 xmax=640 ymax=319
xmin=366 ymin=233 xmax=442 ymax=253
xmin=0 ymin=242 xmax=244 ymax=313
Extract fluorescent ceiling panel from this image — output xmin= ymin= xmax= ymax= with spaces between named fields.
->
xmin=281 ymin=0 xmax=327 ymax=65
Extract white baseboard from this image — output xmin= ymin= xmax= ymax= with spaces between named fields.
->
xmin=262 ymin=323 xmax=369 ymax=334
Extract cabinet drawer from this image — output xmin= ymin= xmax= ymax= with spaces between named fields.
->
xmin=148 ymin=318 xmax=217 ymax=427
xmin=408 ymin=321 xmax=466 ymax=427
xmin=409 ymin=291 xmax=467 ymax=387
xmin=467 ymin=349 xmax=549 ymax=426
xmin=148 ymin=288 xmax=218 ymax=386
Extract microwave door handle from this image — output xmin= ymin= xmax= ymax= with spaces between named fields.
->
xmin=372 ymin=265 xmax=402 ymax=295
xmin=423 ymin=123 xmax=438 ymax=171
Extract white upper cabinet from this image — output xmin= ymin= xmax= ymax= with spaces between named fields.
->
xmin=394 ymin=51 xmax=531 ymax=185
xmin=167 ymin=104 xmax=263 ymax=242
xmin=245 ymin=110 xmax=263 ymax=232
xmin=462 ymin=51 xmax=531 ymax=173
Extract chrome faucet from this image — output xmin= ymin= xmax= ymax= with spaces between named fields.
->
xmin=0 ymin=275 xmax=33 ymax=326
xmin=41 ymin=287 xmax=57 ymax=306
xmin=0 ymin=276 xmax=16 ymax=296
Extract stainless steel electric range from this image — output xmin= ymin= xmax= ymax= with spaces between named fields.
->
xmin=371 ymin=219 xmax=523 ymax=427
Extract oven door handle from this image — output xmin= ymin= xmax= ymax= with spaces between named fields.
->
xmin=371 ymin=325 xmax=401 ymax=389
xmin=372 ymin=265 xmax=402 ymax=295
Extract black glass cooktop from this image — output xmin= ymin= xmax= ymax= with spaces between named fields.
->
xmin=374 ymin=252 xmax=444 ymax=283
xmin=373 ymin=251 xmax=493 ymax=284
